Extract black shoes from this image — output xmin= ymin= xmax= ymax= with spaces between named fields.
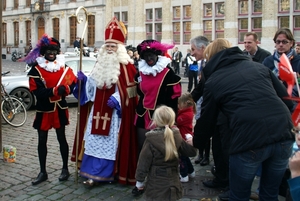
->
xmin=211 ymin=165 xmax=216 ymax=177
xmin=32 ymin=169 xmax=69 ymax=185
xmin=200 ymin=158 xmax=209 ymax=166
xmin=195 ymin=156 xmax=209 ymax=165
xmin=195 ymin=155 xmax=203 ymax=164
xmin=59 ymin=169 xmax=70 ymax=181
xmin=218 ymin=189 xmax=259 ymax=200
xmin=218 ymin=189 xmax=230 ymax=201
xmin=203 ymin=179 xmax=228 ymax=189
xmin=132 ymin=186 xmax=144 ymax=196
xmin=32 ymin=172 xmax=48 ymax=185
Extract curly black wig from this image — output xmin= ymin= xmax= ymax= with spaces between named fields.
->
xmin=137 ymin=39 xmax=174 ymax=60
xmin=40 ymin=37 xmax=61 ymax=55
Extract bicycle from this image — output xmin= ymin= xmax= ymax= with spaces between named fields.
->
xmin=1 ymin=72 xmax=27 ymax=127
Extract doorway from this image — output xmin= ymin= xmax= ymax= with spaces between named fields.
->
xmin=38 ymin=17 xmax=45 ymax=39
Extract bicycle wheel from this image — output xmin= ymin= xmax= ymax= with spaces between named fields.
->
xmin=1 ymin=96 xmax=27 ymax=127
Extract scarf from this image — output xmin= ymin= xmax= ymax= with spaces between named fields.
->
xmin=272 ymin=49 xmax=295 ymax=76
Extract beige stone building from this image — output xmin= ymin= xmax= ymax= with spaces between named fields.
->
xmin=2 ymin=0 xmax=106 ymax=57
xmin=110 ymin=0 xmax=300 ymax=55
xmin=2 ymin=0 xmax=300 ymax=57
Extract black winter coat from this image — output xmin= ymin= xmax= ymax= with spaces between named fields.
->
xmin=243 ymin=46 xmax=271 ymax=63
xmin=193 ymin=47 xmax=295 ymax=155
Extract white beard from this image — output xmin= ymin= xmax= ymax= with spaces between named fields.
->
xmin=89 ymin=51 xmax=120 ymax=89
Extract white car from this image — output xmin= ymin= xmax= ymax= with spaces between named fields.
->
xmin=2 ymin=56 xmax=97 ymax=110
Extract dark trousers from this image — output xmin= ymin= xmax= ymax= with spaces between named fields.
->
xmin=180 ymin=155 xmax=194 ymax=177
xmin=173 ymin=61 xmax=180 ymax=74
xmin=198 ymin=138 xmax=210 ymax=159
xmin=137 ymin=127 xmax=149 ymax=155
xmin=37 ymin=127 xmax=69 ymax=173
xmin=184 ymin=63 xmax=189 ymax=77
xmin=188 ymin=70 xmax=198 ymax=92
xmin=212 ymin=123 xmax=230 ymax=186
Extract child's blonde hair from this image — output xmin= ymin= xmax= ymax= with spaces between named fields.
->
xmin=178 ymin=93 xmax=196 ymax=114
xmin=151 ymin=105 xmax=178 ymax=161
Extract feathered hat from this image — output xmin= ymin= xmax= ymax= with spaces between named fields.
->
xmin=105 ymin=17 xmax=127 ymax=44
xmin=137 ymin=39 xmax=174 ymax=59
xmin=21 ymin=34 xmax=60 ymax=64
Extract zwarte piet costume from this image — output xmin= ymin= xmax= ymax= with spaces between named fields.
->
xmin=134 ymin=40 xmax=182 ymax=152
xmin=25 ymin=34 xmax=76 ymax=185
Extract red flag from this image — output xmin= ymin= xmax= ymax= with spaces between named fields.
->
xmin=279 ymin=53 xmax=295 ymax=96
xmin=50 ymin=67 xmax=77 ymax=102
xmin=292 ymin=103 xmax=300 ymax=126
xmin=57 ymin=67 xmax=77 ymax=86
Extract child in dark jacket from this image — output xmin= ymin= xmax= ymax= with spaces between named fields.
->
xmin=133 ymin=105 xmax=196 ymax=201
xmin=176 ymin=93 xmax=197 ymax=182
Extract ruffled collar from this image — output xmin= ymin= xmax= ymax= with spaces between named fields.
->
xmin=138 ymin=56 xmax=171 ymax=76
xmin=36 ymin=54 xmax=65 ymax=72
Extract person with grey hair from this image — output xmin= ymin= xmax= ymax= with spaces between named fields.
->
xmin=190 ymin=37 xmax=231 ymax=196
xmin=189 ymin=36 xmax=210 ymax=99
xmin=188 ymin=37 xmax=211 ymax=165
xmin=190 ymin=36 xmax=210 ymax=62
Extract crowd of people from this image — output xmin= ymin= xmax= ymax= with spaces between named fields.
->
xmin=23 ymin=17 xmax=300 ymax=201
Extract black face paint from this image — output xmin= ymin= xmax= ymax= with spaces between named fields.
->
xmin=45 ymin=49 xmax=58 ymax=61
xmin=143 ymin=52 xmax=158 ymax=66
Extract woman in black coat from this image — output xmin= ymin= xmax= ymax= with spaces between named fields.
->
xmin=192 ymin=38 xmax=295 ymax=201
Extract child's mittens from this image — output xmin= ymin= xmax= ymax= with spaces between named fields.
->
xmin=185 ymin=134 xmax=194 ymax=146
xmin=136 ymin=181 xmax=145 ymax=189
xmin=185 ymin=133 xmax=193 ymax=140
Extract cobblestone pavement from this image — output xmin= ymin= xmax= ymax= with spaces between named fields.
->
xmin=0 ymin=59 xmax=283 ymax=201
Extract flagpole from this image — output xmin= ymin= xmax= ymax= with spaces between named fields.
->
xmin=294 ymin=72 xmax=300 ymax=98
xmin=75 ymin=6 xmax=88 ymax=184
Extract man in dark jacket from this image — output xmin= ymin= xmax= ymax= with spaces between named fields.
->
xmin=192 ymin=40 xmax=295 ymax=200
xmin=172 ymin=47 xmax=183 ymax=74
xmin=243 ymin=32 xmax=271 ymax=63
xmin=263 ymin=28 xmax=300 ymax=76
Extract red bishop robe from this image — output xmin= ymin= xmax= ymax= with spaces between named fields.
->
xmin=90 ymin=85 xmax=115 ymax=136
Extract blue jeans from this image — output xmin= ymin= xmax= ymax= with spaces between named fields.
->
xmin=229 ymin=140 xmax=293 ymax=201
